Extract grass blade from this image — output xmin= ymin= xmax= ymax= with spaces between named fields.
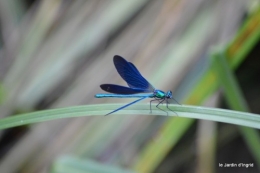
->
xmin=213 ymin=52 xmax=260 ymax=169
xmin=0 ymin=104 xmax=259 ymax=130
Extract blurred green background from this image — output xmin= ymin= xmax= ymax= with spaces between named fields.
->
xmin=0 ymin=0 xmax=260 ymax=173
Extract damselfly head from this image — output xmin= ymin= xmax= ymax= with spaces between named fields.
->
xmin=166 ymin=91 xmax=173 ymax=99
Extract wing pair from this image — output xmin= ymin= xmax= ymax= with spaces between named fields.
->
xmin=100 ymin=55 xmax=154 ymax=94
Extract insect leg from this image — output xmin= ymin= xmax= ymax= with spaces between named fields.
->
xmin=155 ymin=98 xmax=168 ymax=116
xmin=171 ymin=97 xmax=181 ymax=105
xmin=150 ymin=98 xmax=161 ymax=114
xmin=166 ymin=99 xmax=178 ymax=116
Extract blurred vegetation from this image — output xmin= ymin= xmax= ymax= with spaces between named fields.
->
xmin=0 ymin=0 xmax=260 ymax=173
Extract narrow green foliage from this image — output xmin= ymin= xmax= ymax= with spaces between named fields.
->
xmin=0 ymin=84 xmax=6 ymax=104
xmin=213 ymin=53 xmax=260 ymax=169
xmin=51 ymin=156 xmax=136 ymax=173
xmin=0 ymin=104 xmax=259 ymax=130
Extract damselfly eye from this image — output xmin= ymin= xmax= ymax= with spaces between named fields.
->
xmin=166 ymin=91 xmax=173 ymax=98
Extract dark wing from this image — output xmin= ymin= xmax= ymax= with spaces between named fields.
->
xmin=113 ymin=55 xmax=154 ymax=91
xmin=100 ymin=84 xmax=151 ymax=94
xmin=129 ymin=62 xmax=142 ymax=76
